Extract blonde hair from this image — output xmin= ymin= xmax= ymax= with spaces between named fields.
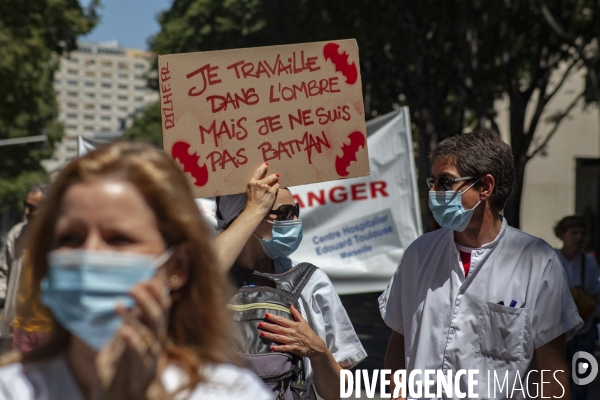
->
xmin=11 ymin=142 xmax=235 ymax=387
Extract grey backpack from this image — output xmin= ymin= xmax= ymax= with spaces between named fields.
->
xmin=228 ymin=262 xmax=318 ymax=400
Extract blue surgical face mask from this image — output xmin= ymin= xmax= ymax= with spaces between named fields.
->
xmin=40 ymin=248 xmax=174 ymax=351
xmin=428 ymin=180 xmax=481 ymax=232
xmin=254 ymin=219 xmax=303 ymax=259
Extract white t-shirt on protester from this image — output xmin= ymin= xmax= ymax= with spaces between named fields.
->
xmin=0 ymin=355 xmax=272 ymax=400
xmin=378 ymin=217 xmax=582 ymax=400
xmin=273 ymin=258 xmax=367 ymax=376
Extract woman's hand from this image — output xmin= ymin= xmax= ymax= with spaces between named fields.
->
xmin=258 ymin=305 xmax=327 ymax=360
xmin=245 ymin=162 xmax=280 ymax=216
xmin=93 ymin=279 xmax=171 ymax=400
xmin=213 ymin=162 xmax=279 ymax=274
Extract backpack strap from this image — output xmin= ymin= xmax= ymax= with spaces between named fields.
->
xmin=254 ymin=262 xmax=317 ymax=301
xmin=581 ymin=252 xmax=586 ymax=287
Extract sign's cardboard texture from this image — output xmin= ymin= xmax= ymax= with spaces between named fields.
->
xmin=158 ymin=39 xmax=370 ymax=197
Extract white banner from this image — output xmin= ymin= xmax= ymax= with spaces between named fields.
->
xmin=290 ymin=108 xmax=421 ymax=294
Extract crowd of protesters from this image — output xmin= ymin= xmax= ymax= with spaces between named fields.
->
xmin=0 ymin=130 xmax=595 ymax=399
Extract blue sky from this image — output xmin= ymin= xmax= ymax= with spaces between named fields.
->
xmin=80 ymin=0 xmax=172 ymax=50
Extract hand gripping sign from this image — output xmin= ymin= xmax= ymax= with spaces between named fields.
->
xmin=158 ymin=39 xmax=370 ymax=197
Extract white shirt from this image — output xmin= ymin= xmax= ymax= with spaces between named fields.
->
xmin=0 ymin=355 xmax=272 ymax=400
xmin=379 ymin=218 xmax=582 ymax=399
xmin=555 ymin=250 xmax=600 ymax=297
xmin=274 ymin=258 xmax=367 ymax=376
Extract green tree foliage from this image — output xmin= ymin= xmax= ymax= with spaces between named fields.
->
xmin=132 ymin=0 xmax=600 ymax=228
xmin=0 ymin=0 xmax=99 ymax=215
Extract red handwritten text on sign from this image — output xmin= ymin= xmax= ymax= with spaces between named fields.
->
xmin=160 ymin=64 xmax=175 ymax=130
xmin=159 ymin=40 xmax=369 ymax=196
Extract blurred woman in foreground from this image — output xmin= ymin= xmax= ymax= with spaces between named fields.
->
xmin=0 ymin=142 xmax=270 ymax=399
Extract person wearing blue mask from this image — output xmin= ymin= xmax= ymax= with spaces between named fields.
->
xmin=214 ymin=176 xmax=366 ymax=400
xmin=0 ymin=142 xmax=271 ymax=400
xmin=380 ymin=130 xmax=582 ymax=399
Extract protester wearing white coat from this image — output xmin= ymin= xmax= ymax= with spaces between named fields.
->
xmin=380 ymin=130 xmax=581 ymax=400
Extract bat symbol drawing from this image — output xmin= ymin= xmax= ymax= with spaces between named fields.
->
xmin=323 ymin=43 xmax=358 ymax=85
xmin=335 ymin=131 xmax=366 ymax=177
xmin=171 ymin=141 xmax=209 ymax=187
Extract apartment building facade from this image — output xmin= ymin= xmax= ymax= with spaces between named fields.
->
xmin=47 ymin=41 xmax=158 ymax=172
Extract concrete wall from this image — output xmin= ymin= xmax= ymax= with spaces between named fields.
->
xmin=495 ymin=67 xmax=600 ymax=247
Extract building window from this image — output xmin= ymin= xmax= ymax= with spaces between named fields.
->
xmin=54 ymin=79 xmax=61 ymax=84
xmin=66 ymin=113 xmax=77 ymax=119
xmin=100 ymin=116 xmax=111 ymax=121
xmin=118 ymin=106 xmax=128 ymax=112
xmin=101 ymin=60 xmax=113 ymax=67
xmin=68 ymin=58 xmax=79 ymax=63
xmin=118 ymin=62 xmax=129 ymax=69
xmin=118 ymin=73 xmax=129 ymax=79
xmin=67 ymin=91 xmax=78 ymax=97
xmin=100 ymin=127 xmax=112 ymax=131
xmin=84 ymin=59 xmax=96 ymax=66
xmin=85 ymin=71 xmax=96 ymax=77
xmin=101 ymin=82 xmax=112 ymax=88
xmin=67 ymin=69 xmax=78 ymax=75
xmin=67 ymin=102 xmax=78 ymax=108
xmin=117 ymin=95 xmax=128 ymax=101
xmin=67 ymin=80 xmax=78 ymax=86
xmin=83 ymin=115 xmax=94 ymax=120
xmin=134 ymin=86 xmax=145 ymax=91
xmin=66 ymin=125 xmax=78 ymax=130
xmin=84 ymin=126 xmax=94 ymax=131
xmin=101 ymin=93 xmax=111 ymax=99
xmin=134 ymin=96 xmax=143 ymax=102
xmin=84 ymin=104 xmax=94 ymax=110
xmin=84 ymin=81 xmax=95 ymax=87
xmin=118 ymin=84 xmax=128 ymax=90
xmin=84 ymin=92 xmax=95 ymax=98
xmin=134 ymin=63 xmax=145 ymax=70
xmin=100 ymin=105 xmax=111 ymax=111
xmin=101 ymin=72 xmax=112 ymax=78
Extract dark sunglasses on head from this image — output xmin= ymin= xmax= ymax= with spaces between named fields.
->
xmin=23 ymin=200 xmax=39 ymax=212
xmin=268 ymin=203 xmax=300 ymax=221
xmin=426 ymin=176 xmax=477 ymax=191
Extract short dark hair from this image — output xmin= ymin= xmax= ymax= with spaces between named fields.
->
xmin=429 ymin=129 xmax=516 ymax=210
xmin=554 ymin=215 xmax=587 ymax=238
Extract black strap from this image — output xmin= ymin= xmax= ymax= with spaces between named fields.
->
xmin=288 ymin=263 xmax=317 ymax=301
xmin=254 ymin=262 xmax=317 ymax=301
xmin=580 ymin=252 xmax=586 ymax=287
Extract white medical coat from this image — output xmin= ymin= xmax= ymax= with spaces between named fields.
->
xmin=0 ymin=355 xmax=271 ymax=399
xmin=379 ymin=218 xmax=582 ymax=399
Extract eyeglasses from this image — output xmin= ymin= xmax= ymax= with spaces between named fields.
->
xmin=426 ymin=176 xmax=477 ymax=191
xmin=268 ymin=203 xmax=300 ymax=221
xmin=23 ymin=200 xmax=39 ymax=212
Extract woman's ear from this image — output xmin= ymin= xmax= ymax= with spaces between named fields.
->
xmin=479 ymin=174 xmax=495 ymax=202
xmin=166 ymin=242 xmax=192 ymax=291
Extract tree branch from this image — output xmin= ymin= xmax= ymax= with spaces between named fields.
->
xmin=540 ymin=3 xmax=576 ymax=42
xmin=545 ymin=57 xmax=583 ymax=101
xmin=525 ymin=71 xmax=551 ymax=142
xmin=527 ymin=90 xmax=584 ymax=160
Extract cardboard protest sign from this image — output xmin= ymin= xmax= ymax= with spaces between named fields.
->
xmin=158 ymin=39 xmax=369 ymax=197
